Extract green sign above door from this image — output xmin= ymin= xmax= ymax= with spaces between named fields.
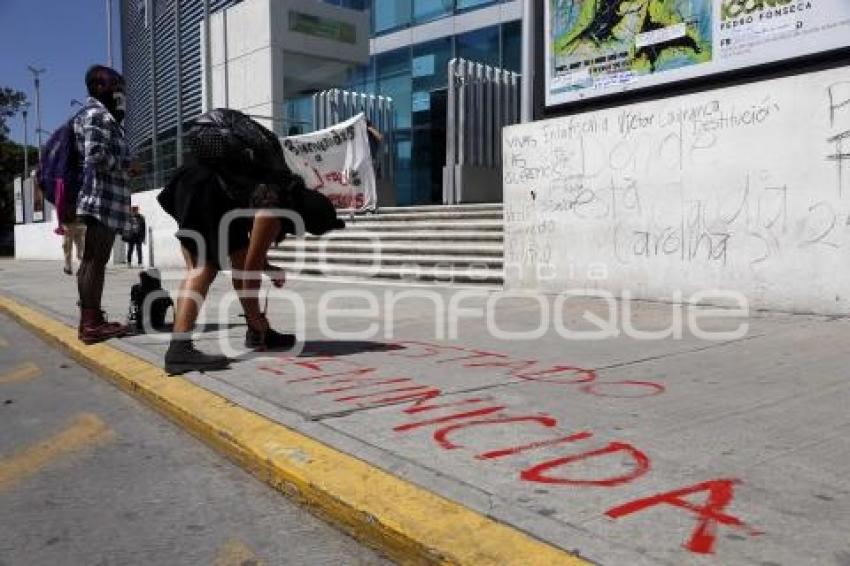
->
xmin=289 ymin=11 xmax=356 ymax=45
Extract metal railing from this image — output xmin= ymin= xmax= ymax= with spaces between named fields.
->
xmin=444 ymin=58 xmax=521 ymax=204
xmin=312 ymin=88 xmax=395 ymax=183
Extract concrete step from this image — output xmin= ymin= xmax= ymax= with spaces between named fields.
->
xmin=338 ymin=203 xmax=503 ymax=215
xmin=272 ymin=241 xmax=504 ymax=257
xmin=284 ymin=272 xmax=502 ymax=289
xmin=298 ymin=231 xmax=504 ymax=242
xmin=283 ymin=203 xmax=505 ymax=287
xmin=269 ymin=251 xmax=504 ymax=268
xmin=342 ymin=210 xmax=503 ymax=222
xmin=277 ymin=262 xmax=504 ymax=285
xmin=341 ymin=220 xmax=503 ymax=232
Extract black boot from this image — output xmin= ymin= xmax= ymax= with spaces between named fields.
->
xmin=164 ymin=339 xmax=229 ymax=375
xmin=245 ymin=326 xmax=296 ymax=351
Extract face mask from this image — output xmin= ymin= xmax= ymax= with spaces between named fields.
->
xmin=98 ymin=90 xmax=125 ymax=121
xmin=111 ymin=92 xmax=126 ymax=122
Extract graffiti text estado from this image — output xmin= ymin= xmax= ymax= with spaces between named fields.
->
xmin=257 ymin=341 xmax=760 ymax=555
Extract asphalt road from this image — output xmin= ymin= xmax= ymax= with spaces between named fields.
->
xmin=0 ymin=312 xmax=392 ymax=566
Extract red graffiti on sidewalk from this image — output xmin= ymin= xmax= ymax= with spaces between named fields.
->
xmin=606 ymin=479 xmax=762 ymax=554
xmin=476 ymin=431 xmax=593 ymax=460
xmin=434 ymin=415 xmax=557 ymax=450
xmin=388 ymin=340 xmax=666 ymax=398
xmin=520 ymin=441 xmax=651 ymax=487
xmin=255 ymin=340 xmax=757 ymax=556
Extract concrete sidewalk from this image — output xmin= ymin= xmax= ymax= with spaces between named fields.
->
xmin=2 ymin=259 xmax=848 ymax=565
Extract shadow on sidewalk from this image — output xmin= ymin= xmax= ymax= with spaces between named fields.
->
xmin=298 ymin=340 xmax=405 ymax=358
xmin=126 ymin=322 xmax=246 ymax=337
xmin=226 ymin=340 xmax=406 ymax=365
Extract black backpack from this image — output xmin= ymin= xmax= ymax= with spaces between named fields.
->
xmin=185 ymin=108 xmax=287 ymax=204
xmin=184 ymin=108 xmax=346 ymax=237
xmin=128 ymin=269 xmax=173 ymax=332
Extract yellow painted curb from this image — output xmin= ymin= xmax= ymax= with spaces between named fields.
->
xmin=0 ymin=295 xmax=588 ymax=566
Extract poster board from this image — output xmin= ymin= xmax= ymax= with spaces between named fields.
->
xmin=281 ymin=113 xmax=377 ymax=211
xmin=545 ymin=0 xmax=850 ymax=108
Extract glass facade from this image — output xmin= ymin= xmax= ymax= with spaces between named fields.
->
xmin=121 ymin=0 xmax=242 ymax=189
xmin=371 ymin=22 xmax=520 ymax=205
xmin=311 ymin=0 xmax=522 ymax=206
xmin=370 ymin=0 xmax=507 ymax=34
xmin=456 ymin=26 xmax=500 ymax=68
xmin=413 ymin=0 xmax=454 ymax=24
xmin=123 ymin=0 xmax=518 ymax=198
xmin=323 ymin=0 xmax=369 ymax=9
xmin=456 ymin=0 xmax=497 ymax=11
xmin=373 ymin=0 xmax=412 ymax=34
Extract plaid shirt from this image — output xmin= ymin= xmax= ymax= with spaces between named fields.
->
xmin=74 ymin=97 xmax=131 ymax=234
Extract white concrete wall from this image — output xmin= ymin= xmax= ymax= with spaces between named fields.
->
xmin=14 ymin=222 xmax=65 ymax=261
xmin=14 ymin=189 xmax=183 ymax=269
xmin=14 ymin=175 xmax=62 ymax=261
xmin=503 ymin=65 xmax=850 ymax=314
xmin=205 ymin=0 xmax=369 ymax=135
xmin=132 ymin=189 xmax=183 ymax=269
xmin=207 ymin=0 xmax=275 ymax=128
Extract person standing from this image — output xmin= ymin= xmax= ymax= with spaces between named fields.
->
xmin=366 ymin=119 xmax=383 ymax=177
xmin=73 ymin=65 xmax=134 ymax=344
xmin=123 ymin=205 xmax=146 ymax=267
xmin=60 ymin=220 xmax=86 ymax=275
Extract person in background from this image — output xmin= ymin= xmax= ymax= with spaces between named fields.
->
xmin=365 ymin=119 xmax=383 ymax=177
xmin=60 ymin=220 xmax=86 ymax=275
xmin=73 ymin=65 xmax=135 ymax=344
xmin=123 ymin=205 xmax=146 ymax=267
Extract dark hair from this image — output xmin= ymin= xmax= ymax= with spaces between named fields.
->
xmin=85 ymin=65 xmax=124 ymax=96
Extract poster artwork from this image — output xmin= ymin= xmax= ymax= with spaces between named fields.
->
xmin=546 ymin=0 xmax=850 ymax=107
xmin=550 ymin=0 xmax=713 ymax=96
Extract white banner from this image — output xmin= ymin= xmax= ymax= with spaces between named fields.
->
xmin=545 ymin=0 xmax=850 ymax=108
xmin=282 ymin=113 xmax=377 ymax=211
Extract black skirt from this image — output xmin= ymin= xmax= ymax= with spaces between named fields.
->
xmin=158 ymin=164 xmax=252 ymax=268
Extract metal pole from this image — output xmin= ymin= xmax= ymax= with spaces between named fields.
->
xmin=203 ymin=0 xmax=212 ymax=111
xmin=150 ymin=0 xmax=158 ymax=187
xmin=35 ymin=78 xmax=42 ymax=161
xmin=106 ymin=0 xmax=113 ymax=67
xmin=27 ymin=66 xmax=46 ymax=162
xmin=520 ymin=0 xmax=534 ymax=123
xmin=444 ymin=59 xmax=456 ymax=205
xmin=22 ymin=108 xmax=29 ymax=178
xmin=174 ymin=0 xmax=183 ymax=166
xmin=148 ymin=226 xmax=155 ymax=268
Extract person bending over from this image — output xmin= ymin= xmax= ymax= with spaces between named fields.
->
xmin=157 ymin=109 xmax=343 ymax=374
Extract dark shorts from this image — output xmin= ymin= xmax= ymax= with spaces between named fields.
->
xmin=158 ymin=165 xmax=251 ymax=268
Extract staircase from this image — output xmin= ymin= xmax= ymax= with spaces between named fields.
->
xmin=269 ymin=204 xmax=504 ymax=287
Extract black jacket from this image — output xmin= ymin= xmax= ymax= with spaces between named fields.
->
xmin=123 ymin=213 xmax=146 ymax=243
